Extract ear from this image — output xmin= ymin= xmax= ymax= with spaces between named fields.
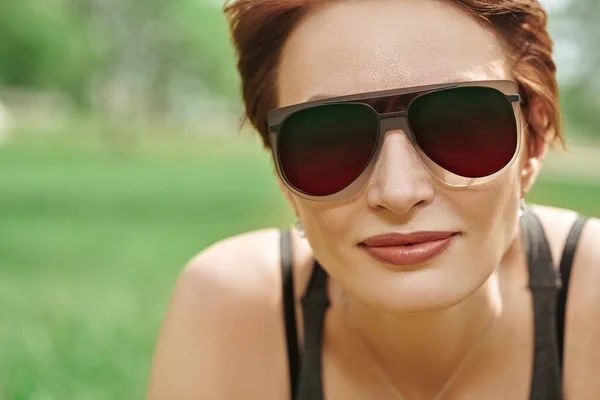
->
xmin=520 ymin=99 xmax=550 ymax=198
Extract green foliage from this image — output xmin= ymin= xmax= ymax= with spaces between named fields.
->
xmin=0 ymin=0 xmax=239 ymax=109
xmin=560 ymin=84 xmax=600 ymax=140
xmin=164 ymin=0 xmax=239 ymax=97
xmin=0 ymin=1 xmax=99 ymax=105
xmin=0 ymin=0 xmax=597 ymax=141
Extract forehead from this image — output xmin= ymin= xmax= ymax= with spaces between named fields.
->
xmin=277 ymin=0 xmax=510 ymax=107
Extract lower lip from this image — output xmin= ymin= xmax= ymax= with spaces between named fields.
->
xmin=361 ymin=235 xmax=456 ymax=267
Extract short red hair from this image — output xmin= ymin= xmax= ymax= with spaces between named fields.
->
xmin=224 ymin=0 xmax=563 ymax=150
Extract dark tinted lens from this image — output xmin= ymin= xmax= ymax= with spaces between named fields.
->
xmin=278 ymin=103 xmax=378 ymax=196
xmin=408 ymin=87 xmax=518 ymax=178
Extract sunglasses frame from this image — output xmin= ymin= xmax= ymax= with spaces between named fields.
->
xmin=268 ymin=80 xmax=523 ymax=202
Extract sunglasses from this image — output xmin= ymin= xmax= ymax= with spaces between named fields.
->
xmin=268 ymin=80 xmax=523 ymax=202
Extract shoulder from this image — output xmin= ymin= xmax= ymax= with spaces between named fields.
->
xmin=529 ymin=204 xmax=600 ymax=305
xmin=185 ymin=228 xmax=284 ymax=304
xmin=181 ymin=228 xmax=315 ymax=309
xmin=529 ymin=204 xmax=598 ymax=266
xmin=531 ymin=204 xmax=600 ymax=317
xmin=147 ymin=228 xmax=313 ymax=400
xmin=532 ymin=204 xmax=600 ymax=398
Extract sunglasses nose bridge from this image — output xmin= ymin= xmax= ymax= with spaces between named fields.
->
xmin=379 ymin=114 xmax=413 ymax=142
xmin=372 ymin=114 xmax=422 ymax=172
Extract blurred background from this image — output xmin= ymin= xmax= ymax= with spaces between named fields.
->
xmin=0 ymin=0 xmax=598 ymax=399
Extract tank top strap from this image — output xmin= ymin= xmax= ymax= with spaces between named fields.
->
xmin=280 ymin=230 xmax=300 ymax=398
xmin=301 ymin=260 xmax=330 ymax=306
xmin=557 ymin=214 xmax=589 ymax=368
xmin=297 ymin=260 xmax=330 ymax=400
xmin=520 ymin=205 xmax=563 ymax=400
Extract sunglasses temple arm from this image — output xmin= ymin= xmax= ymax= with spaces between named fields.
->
xmin=506 ymin=94 xmax=521 ymax=103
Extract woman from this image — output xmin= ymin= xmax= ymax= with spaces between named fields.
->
xmin=148 ymin=0 xmax=600 ymax=399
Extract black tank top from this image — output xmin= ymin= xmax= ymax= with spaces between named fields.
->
xmin=280 ymin=207 xmax=589 ymax=400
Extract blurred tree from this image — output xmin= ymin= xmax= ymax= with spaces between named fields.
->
xmin=0 ymin=0 xmax=100 ymax=106
xmin=548 ymin=0 xmax=600 ymax=140
xmin=88 ymin=0 xmax=238 ymax=115
xmin=0 ymin=0 xmax=596 ymax=137
xmin=0 ymin=0 xmax=238 ymax=118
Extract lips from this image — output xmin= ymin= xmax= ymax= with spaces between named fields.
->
xmin=360 ymin=231 xmax=456 ymax=267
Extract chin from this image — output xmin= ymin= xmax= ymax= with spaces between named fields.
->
xmin=357 ymin=262 xmax=491 ymax=314
xmin=379 ymin=289 xmax=472 ymax=314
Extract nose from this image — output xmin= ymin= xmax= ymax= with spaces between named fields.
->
xmin=366 ymin=128 xmax=435 ymax=216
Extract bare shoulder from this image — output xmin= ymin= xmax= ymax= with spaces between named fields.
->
xmin=147 ymin=228 xmax=312 ymax=400
xmin=530 ymin=203 xmax=600 ymax=298
xmin=532 ymin=204 xmax=600 ymax=398
xmin=183 ymin=227 xmax=315 ymax=307
xmin=185 ymin=228 xmax=284 ymax=303
xmin=530 ymin=203 xmax=599 ymax=269
xmin=529 ymin=204 xmax=578 ymax=265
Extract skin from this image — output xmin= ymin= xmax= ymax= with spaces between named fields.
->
xmin=147 ymin=0 xmax=600 ymax=399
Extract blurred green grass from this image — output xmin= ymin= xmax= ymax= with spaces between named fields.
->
xmin=0 ymin=132 xmax=598 ymax=400
xmin=0 ymin=132 xmax=293 ymax=400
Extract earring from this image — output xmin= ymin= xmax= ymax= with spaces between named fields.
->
xmin=518 ymin=198 xmax=527 ymax=218
xmin=294 ymin=220 xmax=306 ymax=238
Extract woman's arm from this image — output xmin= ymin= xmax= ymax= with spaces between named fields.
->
xmin=147 ymin=230 xmax=291 ymax=400
xmin=561 ymin=217 xmax=600 ymax=399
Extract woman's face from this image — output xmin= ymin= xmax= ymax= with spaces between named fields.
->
xmin=276 ymin=0 xmax=531 ymax=311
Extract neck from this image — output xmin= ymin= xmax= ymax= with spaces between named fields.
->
xmin=339 ymin=270 xmax=503 ymax=397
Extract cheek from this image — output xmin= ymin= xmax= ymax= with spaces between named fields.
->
xmin=296 ymin=201 xmax=358 ymax=261
xmin=299 ymin=205 xmax=353 ymax=239
xmin=450 ymin=163 xmax=522 ymax=252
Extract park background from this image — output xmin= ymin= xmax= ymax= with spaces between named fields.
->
xmin=0 ymin=0 xmax=598 ymax=399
